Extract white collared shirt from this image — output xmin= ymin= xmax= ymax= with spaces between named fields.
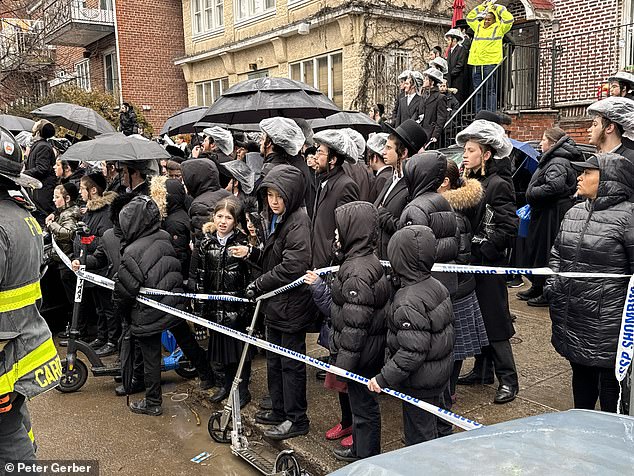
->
xmin=382 ymin=172 xmax=402 ymax=205
xmin=406 ymin=92 xmax=416 ymax=106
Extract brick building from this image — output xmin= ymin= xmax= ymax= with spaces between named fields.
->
xmin=21 ymin=0 xmax=189 ymax=131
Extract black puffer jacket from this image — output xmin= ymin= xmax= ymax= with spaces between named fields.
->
xmin=182 ymin=159 xmax=231 ymax=283
xmin=545 ymin=154 xmax=634 ymax=368
xmin=330 ymin=202 xmax=391 ymax=377
xmin=24 ymin=138 xmax=56 ymax=215
xmin=375 ymin=225 xmax=454 ymax=396
xmin=254 ymin=164 xmax=317 ymax=332
xmin=441 ymin=178 xmax=484 ymax=299
xmin=400 ymin=152 xmax=459 ymax=295
xmin=525 ymin=135 xmax=580 ymax=209
xmin=197 ymin=230 xmax=250 ymax=328
xmin=113 ymin=196 xmax=183 ymax=337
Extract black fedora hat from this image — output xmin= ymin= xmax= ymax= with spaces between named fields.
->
xmin=385 ymin=120 xmax=428 ymax=156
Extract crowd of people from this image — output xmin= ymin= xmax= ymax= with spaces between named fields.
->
xmin=2 ymin=4 xmax=634 ymax=460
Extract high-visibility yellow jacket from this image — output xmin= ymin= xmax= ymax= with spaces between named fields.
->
xmin=0 ymin=191 xmax=60 ymax=399
xmin=467 ymin=2 xmax=514 ymax=66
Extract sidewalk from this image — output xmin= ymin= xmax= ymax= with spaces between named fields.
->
xmin=191 ymin=285 xmax=570 ymax=475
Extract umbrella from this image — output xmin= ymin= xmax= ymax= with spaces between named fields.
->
xmin=62 ymin=132 xmax=170 ymax=163
xmin=159 ymin=106 xmax=208 ymax=136
xmin=0 ymin=114 xmax=35 ymax=133
xmin=309 ymin=111 xmax=382 ymax=137
xmin=510 ymin=139 xmax=539 ymax=175
xmin=31 ymin=102 xmax=115 ymax=138
xmin=199 ymin=77 xmax=341 ymax=125
xmin=452 ymin=0 xmax=465 ymax=27
xmin=119 ymin=322 xmax=135 ymax=403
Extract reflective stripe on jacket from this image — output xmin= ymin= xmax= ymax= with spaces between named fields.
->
xmin=0 ymin=193 xmax=60 ymax=398
xmin=466 ymin=3 xmax=514 ymax=66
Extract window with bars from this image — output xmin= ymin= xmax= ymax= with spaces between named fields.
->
xmin=192 ymin=0 xmax=223 ymax=37
xmin=75 ymin=60 xmax=90 ymax=91
xmin=235 ymin=0 xmax=275 ymax=22
xmin=367 ymin=48 xmax=411 ymax=117
xmin=195 ymin=77 xmax=230 ymax=106
xmin=289 ymin=51 xmax=343 ymax=108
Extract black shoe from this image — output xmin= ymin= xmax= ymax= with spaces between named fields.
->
xmin=264 ymin=420 xmax=309 ymax=440
xmin=527 ymin=295 xmax=549 ymax=307
xmin=457 ymin=370 xmax=494 ymax=386
xmin=57 ymin=330 xmax=69 ymax=339
xmin=130 ymin=399 xmax=163 ymax=416
xmin=506 ymin=276 xmax=525 ymax=288
xmin=255 ymin=410 xmax=285 ymax=426
xmin=517 ymin=287 xmax=541 ymax=301
xmin=209 ymin=387 xmax=229 ymax=403
xmin=88 ymin=338 xmax=107 ymax=350
xmin=115 ymin=380 xmax=145 ymax=396
xmin=96 ymin=342 xmax=117 ymax=357
xmin=333 ymin=447 xmax=361 ymax=462
xmin=316 ymin=369 xmax=327 ymax=381
xmin=239 ymin=391 xmax=252 ymax=409
xmin=59 ymin=339 xmax=68 ymax=347
xmin=259 ymin=394 xmax=272 ymax=411
xmin=199 ymin=377 xmax=215 ymax=391
xmin=494 ymin=384 xmax=518 ymax=404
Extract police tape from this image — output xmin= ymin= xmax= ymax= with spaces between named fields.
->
xmin=134 ymin=294 xmax=484 ymax=431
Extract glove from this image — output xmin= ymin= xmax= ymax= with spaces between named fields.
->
xmin=246 ymin=280 xmax=260 ymax=299
xmin=0 ymin=393 xmax=13 ymax=414
xmin=476 ymin=11 xmax=487 ymax=20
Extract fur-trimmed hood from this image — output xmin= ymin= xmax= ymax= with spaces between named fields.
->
xmin=441 ymin=178 xmax=483 ymax=212
xmin=86 ymin=191 xmax=117 ymax=211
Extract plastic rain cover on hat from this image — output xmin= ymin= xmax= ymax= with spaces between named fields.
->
xmin=423 ymin=67 xmax=445 ymax=85
xmin=259 ymin=117 xmax=305 ymax=156
xmin=398 ymin=69 xmax=412 ymax=81
xmin=342 ymin=128 xmax=366 ymax=160
xmin=429 ymin=57 xmax=448 ymax=75
xmin=587 ymin=97 xmax=634 ymax=140
xmin=202 ymin=126 xmax=234 ymax=155
xmin=608 ymin=71 xmax=634 ymax=86
xmin=456 ymin=119 xmax=513 ymax=160
xmin=367 ymin=132 xmax=389 ymax=156
xmin=313 ymin=129 xmax=357 ymax=163
xmin=410 ymin=71 xmax=425 ymax=90
xmin=445 ymin=28 xmax=465 ymax=40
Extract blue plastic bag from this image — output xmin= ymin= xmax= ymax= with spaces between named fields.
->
xmin=516 ymin=204 xmax=531 ymax=238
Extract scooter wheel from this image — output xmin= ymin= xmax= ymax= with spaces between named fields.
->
xmin=174 ymin=364 xmax=198 ymax=379
xmin=208 ymin=411 xmax=232 ymax=444
xmin=274 ymin=451 xmax=301 ymax=476
xmin=56 ymin=358 xmax=88 ymax=393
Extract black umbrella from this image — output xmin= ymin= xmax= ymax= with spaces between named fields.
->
xmin=193 ymin=121 xmax=261 ymax=132
xmin=0 ymin=114 xmax=35 ymax=133
xmin=199 ymin=77 xmax=340 ymax=124
xmin=62 ymin=132 xmax=170 ymax=164
xmin=119 ymin=322 xmax=136 ymax=404
xmin=309 ymin=111 xmax=382 ymax=137
xmin=159 ymin=106 xmax=208 ymax=136
xmin=31 ymin=102 xmax=115 ymax=138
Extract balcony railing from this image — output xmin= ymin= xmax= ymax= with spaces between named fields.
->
xmin=42 ymin=0 xmax=114 ymax=47
xmin=0 ymin=20 xmax=53 ymax=71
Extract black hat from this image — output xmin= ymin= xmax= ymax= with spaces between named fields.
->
xmin=571 ymin=155 xmax=600 ymax=171
xmin=86 ymin=171 xmax=107 ymax=191
xmin=165 ymin=144 xmax=185 ymax=158
xmin=62 ymin=182 xmax=79 ymax=202
xmin=455 ymin=19 xmax=468 ymax=29
xmin=474 ymin=110 xmax=503 ymax=124
xmin=385 ymin=120 xmax=428 ymax=155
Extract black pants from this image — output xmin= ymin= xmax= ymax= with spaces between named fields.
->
xmin=77 ymin=286 xmax=99 ymax=339
xmin=94 ymin=287 xmax=119 ymax=344
xmin=0 ymin=394 xmax=35 ymax=461
xmin=266 ymin=326 xmax=308 ymax=426
xmin=570 ymin=362 xmax=620 ymax=412
xmin=473 ymin=340 xmax=519 ymax=388
xmin=224 ymin=360 xmax=251 ymax=396
xmin=59 ymin=265 xmax=77 ymax=306
xmin=402 ymin=391 xmax=442 ymax=446
xmin=347 ymin=381 xmax=381 ymax=458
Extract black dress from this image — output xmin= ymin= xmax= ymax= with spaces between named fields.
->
xmin=197 ymin=230 xmax=254 ymax=364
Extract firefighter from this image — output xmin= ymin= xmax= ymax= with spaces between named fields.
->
xmin=0 ymin=126 xmax=61 ymax=461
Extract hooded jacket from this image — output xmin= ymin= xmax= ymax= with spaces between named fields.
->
xmin=48 ymin=202 xmax=81 ymax=265
xmin=400 ymin=152 xmax=459 ymax=295
xmin=545 ymin=154 xmax=634 ymax=368
xmin=330 ymin=202 xmax=391 ymax=376
xmin=441 ymin=178 xmax=484 ymax=299
xmin=24 ymin=138 xmax=56 ymax=215
xmin=113 ymin=196 xmax=183 ymax=337
xmin=375 ymin=226 xmax=454 ymax=396
xmin=182 ymin=159 xmax=231 ymax=284
xmin=255 ymin=164 xmax=317 ymax=332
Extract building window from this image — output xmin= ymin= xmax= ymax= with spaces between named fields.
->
xmin=103 ymin=49 xmax=119 ymax=99
xmin=289 ymin=51 xmax=343 ymax=108
xmin=195 ymin=77 xmax=229 ymax=106
xmin=247 ymin=70 xmax=269 ymax=80
xmin=367 ymin=48 xmax=411 ymax=117
xmin=75 ymin=60 xmax=90 ymax=91
xmin=192 ymin=0 xmax=223 ymax=37
xmin=235 ymin=0 xmax=275 ymax=22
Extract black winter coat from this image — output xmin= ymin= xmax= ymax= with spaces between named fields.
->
xmin=368 ymin=166 xmax=392 ymax=204
xmin=113 ymin=196 xmax=183 ymax=337
xmin=311 ymin=166 xmax=359 ymax=268
xmin=254 ymin=164 xmax=317 ymax=332
xmin=419 ymin=87 xmax=448 ymax=145
xmin=441 ymin=178 xmax=484 ymax=299
xmin=197 ymin=230 xmax=250 ymax=328
xmin=182 ymin=159 xmax=231 ymax=283
xmin=24 ymin=138 xmax=56 ymax=215
xmin=330 ymin=202 xmax=391 ymax=377
xmin=615 ymin=139 xmax=634 ymax=164
xmin=342 ymin=161 xmax=373 ymax=202
xmin=84 ymin=227 xmax=120 ymax=279
xmin=525 ymin=136 xmax=581 ymax=268
xmin=374 ymin=175 xmax=409 ymax=260
xmin=545 ymin=154 xmax=634 ymax=368
xmin=447 ymin=44 xmax=470 ymax=103
xmin=375 ymin=225 xmax=454 ymax=396
xmin=163 ymin=179 xmax=192 ymax=280
xmin=400 ymin=152 xmax=459 ymax=295
xmin=395 ymin=94 xmax=423 ymax=127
